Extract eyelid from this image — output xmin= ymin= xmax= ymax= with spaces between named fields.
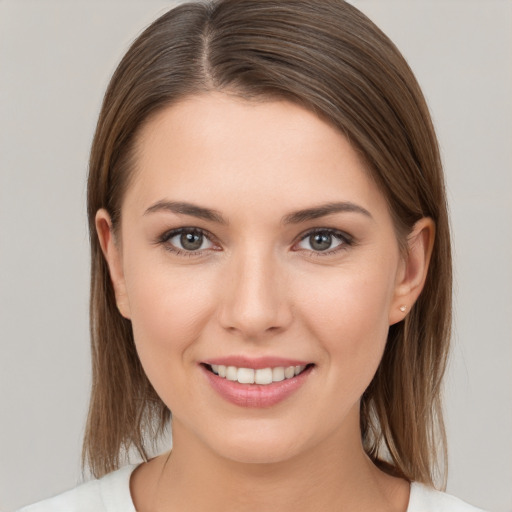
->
xmin=293 ymin=227 xmax=354 ymax=255
xmin=156 ymin=226 xmax=354 ymax=258
xmin=157 ymin=227 xmax=220 ymax=256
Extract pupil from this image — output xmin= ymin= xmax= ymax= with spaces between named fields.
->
xmin=310 ymin=233 xmax=331 ymax=251
xmin=181 ymin=232 xmax=203 ymax=251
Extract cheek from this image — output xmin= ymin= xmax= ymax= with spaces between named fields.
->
xmin=296 ymin=264 xmax=395 ymax=382
xmin=123 ymin=258 xmax=217 ymax=387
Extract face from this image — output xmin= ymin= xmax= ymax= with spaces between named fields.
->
xmin=98 ymin=92 xmax=431 ymax=465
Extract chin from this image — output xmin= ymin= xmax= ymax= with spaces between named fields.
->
xmin=203 ymin=424 xmax=312 ymax=466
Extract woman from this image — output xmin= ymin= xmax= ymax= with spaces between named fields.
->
xmin=20 ymin=0 xmax=485 ymax=510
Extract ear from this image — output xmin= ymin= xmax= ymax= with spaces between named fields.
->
xmin=95 ymin=209 xmax=131 ymax=319
xmin=389 ymin=217 xmax=435 ymax=325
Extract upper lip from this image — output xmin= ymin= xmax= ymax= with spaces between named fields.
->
xmin=202 ymin=356 xmax=312 ymax=369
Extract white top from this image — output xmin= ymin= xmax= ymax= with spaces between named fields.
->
xmin=18 ymin=464 xmax=486 ymax=512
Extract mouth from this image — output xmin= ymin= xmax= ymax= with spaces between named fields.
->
xmin=202 ymin=363 xmax=313 ymax=385
xmin=199 ymin=354 xmax=316 ymax=408
xmin=200 ymin=357 xmax=315 ymax=407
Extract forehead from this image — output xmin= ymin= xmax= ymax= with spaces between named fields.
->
xmin=124 ymin=92 xmax=389 ymax=223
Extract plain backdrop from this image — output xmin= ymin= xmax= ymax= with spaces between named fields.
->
xmin=1 ymin=1 xmax=511 ymax=511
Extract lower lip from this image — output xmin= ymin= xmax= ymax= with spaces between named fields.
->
xmin=201 ymin=365 xmax=313 ymax=408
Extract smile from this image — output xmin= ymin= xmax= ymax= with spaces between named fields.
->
xmin=201 ymin=360 xmax=314 ymax=408
xmin=207 ymin=364 xmax=308 ymax=385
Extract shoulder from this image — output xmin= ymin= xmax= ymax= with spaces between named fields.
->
xmin=408 ymin=482 xmax=487 ymax=512
xmin=17 ymin=464 xmax=138 ymax=512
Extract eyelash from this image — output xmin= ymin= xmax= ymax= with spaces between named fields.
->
xmin=157 ymin=227 xmax=219 ymax=258
xmin=156 ymin=227 xmax=354 ymax=258
xmin=296 ymin=228 xmax=354 ymax=257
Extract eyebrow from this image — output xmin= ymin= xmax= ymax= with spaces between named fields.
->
xmin=144 ymin=200 xmax=228 ymax=224
xmin=282 ymin=201 xmax=372 ymax=224
xmin=144 ymin=200 xmax=372 ymax=225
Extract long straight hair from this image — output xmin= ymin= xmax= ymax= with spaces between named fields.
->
xmin=84 ymin=0 xmax=451 ymax=487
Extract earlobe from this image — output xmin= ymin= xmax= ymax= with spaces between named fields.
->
xmin=389 ymin=217 xmax=435 ymax=325
xmin=95 ymin=209 xmax=131 ymax=319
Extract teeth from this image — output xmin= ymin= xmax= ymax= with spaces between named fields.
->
xmin=284 ymin=366 xmax=295 ymax=379
xmin=209 ymin=364 xmax=307 ymax=385
xmin=226 ymin=366 xmax=237 ymax=381
xmin=272 ymin=367 xmax=285 ymax=382
xmin=255 ymin=368 xmax=273 ymax=385
xmin=237 ymin=367 xmax=255 ymax=384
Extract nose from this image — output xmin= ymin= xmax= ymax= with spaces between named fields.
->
xmin=218 ymin=248 xmax=293 ymax=340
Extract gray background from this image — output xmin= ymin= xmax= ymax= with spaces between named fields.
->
xmin=1 ymin=1 xmax=511 ymax=511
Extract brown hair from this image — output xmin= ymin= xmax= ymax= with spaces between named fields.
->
xmin=84 ymin=0 xmax=451 ymax=488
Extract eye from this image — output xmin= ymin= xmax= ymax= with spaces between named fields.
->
xmin=295 ymin=229 xmax=352 ymax=254
xmin=159 ymin=227 xmax=217 ymax=255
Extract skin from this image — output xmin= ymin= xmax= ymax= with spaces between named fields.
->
xmin=97 ymin=92 xmax=434 ymax=512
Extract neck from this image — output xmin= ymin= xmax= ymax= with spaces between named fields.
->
xmin=146 ymin=412 xmax=409 ymax=512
